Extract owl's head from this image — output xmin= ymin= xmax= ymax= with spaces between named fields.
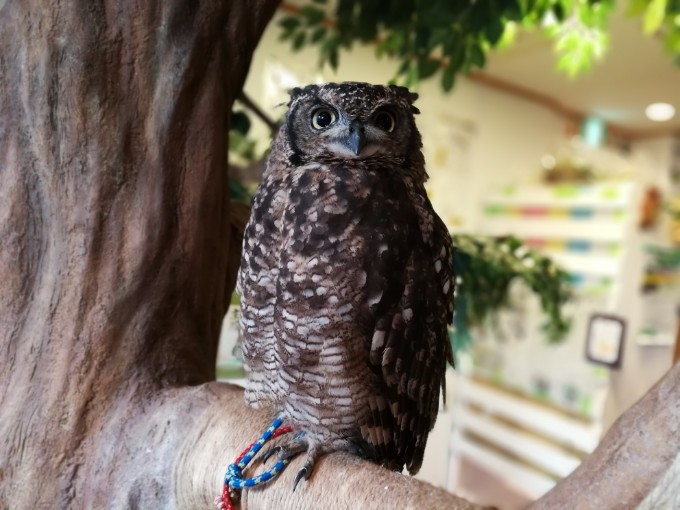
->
xmin=283 ymin=82 xmax=421 ymax=165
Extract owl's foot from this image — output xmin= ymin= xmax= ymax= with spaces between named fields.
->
xmin=262 ymin=434 xmax=307 ymax=464
xmin=260 ymin=435 xmax=323 ymax=491
xmin=261 ymin=439 xmax=307 ymax=465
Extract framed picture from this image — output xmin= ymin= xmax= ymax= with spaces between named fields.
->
xmin=585 ymin=314 xmax=626 ymax=369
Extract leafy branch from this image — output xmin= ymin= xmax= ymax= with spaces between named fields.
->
xmin=452 ymin=234 xmax=573 ymax=349
xmin=629 ymin=0 xmax=680 ymax=66
xmin=278 ymin=0 xmax=680 ymax=91
xmin=278 ymin=0 xmax=613 ymax=89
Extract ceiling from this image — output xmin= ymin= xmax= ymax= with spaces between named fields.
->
xmin=481 ymin=7 xmax=680 ymax=136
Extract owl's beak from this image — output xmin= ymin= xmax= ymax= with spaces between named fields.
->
xmin=346 ymin=120 xmax=366 ymax=156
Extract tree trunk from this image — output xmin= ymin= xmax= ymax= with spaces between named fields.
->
xmin=0 ymin=1 xmax=278 ymax=507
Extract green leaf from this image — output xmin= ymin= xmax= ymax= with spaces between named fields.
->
xmin=417 ymin=57 xmax=441 ymax=79
xmin=627 ymin=0 xmax=648 ymax=16
xmin=644 ymin=0 xmax=668 ymax=34
xmin=396 ymin=58 xmax=411 ymax=78
xmin=663 ymin=30 xmax=680 ymax=52
xmin=442 ymin=65 xmax=456 ymax=92
xmin=552 ymin=3 xmax=566 ymax=22
xmin=279 ymin=16 xmax=301 ymax=31
xmin=503 ymin=0 xmax=523 ymax=21
xmin=497 ymin=20 xmax=518 ymax=49
xmin=415 ymin=28 xmax=430 ymax=52
xmin=448 ymin=42 xmax=466 ymax=71
xmin=230 ymin=111 xmax=251 ymax=135
xmin=485 ymin=18 xmax=505 ymax=45
xmin=292 ymin=31 xmax=307 ymax=51
xmin=377 ymin=31 xmax=406 ymax=58
xmin=279 ymin=29 xmax=295 ymax=42
xmin=300 ymin=5 xmax=326 ymax=25
xmin=320 ymin=34 xmax=340 ymax=62
xmin=311 ymin=26 xmax=327 ymax=43
xmin=312 ymin=0 xmax=327 ymax=4
xmin=470 ymin=43 xmax=486 ymax=68
xmin=470 ymin=0 xmax=492 ymax=31
xmin=405 ymin=60 xmax=419 ymax=87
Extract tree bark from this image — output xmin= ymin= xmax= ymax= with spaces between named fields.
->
xmin=0 ymin=1 xmax=278 ymax=507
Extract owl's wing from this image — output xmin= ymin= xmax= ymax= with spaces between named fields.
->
xmin=237 ymin=169 xmax=287 ymax=409
xmin=363 ymin=196 xmax=454 ymax=474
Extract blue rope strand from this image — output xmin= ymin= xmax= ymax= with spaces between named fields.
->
xmin=224 ymin=416 xmax=292 ymax=490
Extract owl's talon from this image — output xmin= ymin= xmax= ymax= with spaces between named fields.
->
xmin=260 ymin=438 xmax=307 ymax=465
xmin=261 ymin=446 xmax=283 ymax=464
xmin=292 ymin=465 xmax=310 ymax=492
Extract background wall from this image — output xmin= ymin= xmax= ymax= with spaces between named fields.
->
xmin=603 ymin=136 xmax=677 ymax=428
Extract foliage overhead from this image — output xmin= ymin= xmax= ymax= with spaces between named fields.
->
xmin=629 ymin=0 xmax=680 ymax=65
xmin=279 ymin=0 xmax=680 ymax=89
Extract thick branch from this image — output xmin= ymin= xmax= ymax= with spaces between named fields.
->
xmin=174 ymin=364 xmax=680 ymax=509
xmin=531 ymin=362 xmax=680 ymax=509
xmin=175 ymin=383 xmax=484 ymax=510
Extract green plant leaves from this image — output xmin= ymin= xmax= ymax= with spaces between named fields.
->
xmin=277 ymin=0 xmax=678 ymax=92
xmin=548 ymin=0 xmax=612 ymax=77
xmin=442 ymin=65 xmax=456 ymax=91
xmin=300 ymin=5 xmax=326 ymax=25
xmin=230 ymin=111 xmax=251 ymax=135
xmin=279 ymin=16 xmax=300 ymax=32
xmin=470 ymin=43 xmax=486 ymax=68
xmin=418 ymin=57 xmax=441 ymax=79
xmin=644 ymin=0 xmax=668 ymax=34
xmin=452 ymin=234 xmax=573 ymax=347
xmin=311 ymin=26 xmax=327 ymax=43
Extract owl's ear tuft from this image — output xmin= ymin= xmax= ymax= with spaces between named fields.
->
xmin=388 ymin=85 xmax=420 ymax=114
xmin=287 ymin=85 xmax=320 ymax=108
xmin=287 ymin=87 xmax=304 ymax=107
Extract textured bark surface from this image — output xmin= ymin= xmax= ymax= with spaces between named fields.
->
xmin=0 ymin=1 xmax=278 ymax=507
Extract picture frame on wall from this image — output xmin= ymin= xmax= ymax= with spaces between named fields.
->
xmin=585 ymin=314 xmax=626 ymax=369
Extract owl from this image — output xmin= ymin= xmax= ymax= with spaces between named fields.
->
xmin=237 ymin=82 xmax=455 ymax=488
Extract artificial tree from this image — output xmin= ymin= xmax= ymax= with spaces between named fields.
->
xmin=1 ymin=1 xmax=679 ymax=509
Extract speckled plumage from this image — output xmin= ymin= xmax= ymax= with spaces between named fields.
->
xmin=237 ymin=82 xmax=455 ymax=483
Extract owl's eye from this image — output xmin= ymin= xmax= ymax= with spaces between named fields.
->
xmin=311 ymin=108 xmax=338 ymax=130
xmin=374 ymin=111 xmax=396 ymax=133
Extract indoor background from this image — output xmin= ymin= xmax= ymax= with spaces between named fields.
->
xmin=218 ymin=3 xmax=680 ymax=508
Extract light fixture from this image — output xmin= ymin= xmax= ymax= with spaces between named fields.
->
xmin=645 ymin=103 xmax=676 ymax=122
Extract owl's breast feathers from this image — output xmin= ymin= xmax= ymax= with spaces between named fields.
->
xmin=239 ymin=159 xmax=454 ymax=474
